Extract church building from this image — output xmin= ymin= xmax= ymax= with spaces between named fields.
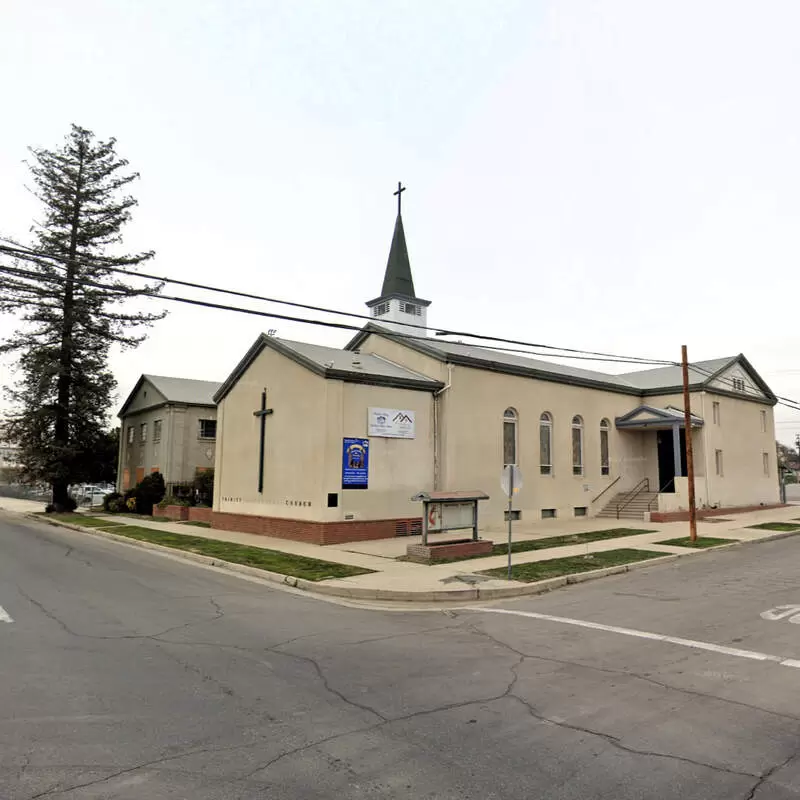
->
xmin=211 ymin=191 xmax=780 ymax=544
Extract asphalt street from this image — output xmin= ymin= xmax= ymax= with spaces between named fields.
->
xmin=4 ymin=512 xmax=800 ymax=799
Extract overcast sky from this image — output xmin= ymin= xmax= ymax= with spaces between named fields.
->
xmin=2 ymin=0 xmax=800 ymax=444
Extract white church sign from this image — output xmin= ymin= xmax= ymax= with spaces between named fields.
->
xmin=368 ymin=408 xmax=416 ymax=439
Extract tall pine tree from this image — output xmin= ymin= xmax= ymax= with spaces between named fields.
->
xmin=0 ymin=125 xmax=164 ymax=509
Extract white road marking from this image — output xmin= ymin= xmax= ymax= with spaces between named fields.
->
xmin=0 ymin=605 xmax=12 ymax=624
xmin=761 ymin=605 xmax=800 ymax=623
xmin=466 ymin=607 xmax=800 ymax=670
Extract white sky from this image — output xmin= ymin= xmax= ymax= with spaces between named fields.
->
xmin=2 ymin=0 xmax=800 ymax=445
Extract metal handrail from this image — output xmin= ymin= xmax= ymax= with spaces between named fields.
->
xmin=615 ymin=478 xmax=650 ymax=519
xmin=648 ymin=480 xmax=675 ymax=511
xmin=592 ymin=475 xmax=621 ymax=504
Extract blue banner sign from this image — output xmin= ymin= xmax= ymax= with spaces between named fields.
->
xmin=342 ymin=438 xmax=369 ymax=489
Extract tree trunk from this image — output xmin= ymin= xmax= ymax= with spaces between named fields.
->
xmin=51 ymin=149 xmax=85 ymax=511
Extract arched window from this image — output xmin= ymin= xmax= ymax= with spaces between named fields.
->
xmin=540 ymin=412 xmax=553 ymax=475
xmin=600 ymin=418 xmax=610 ymax=476
xmin=571 ymin=415 xmax=584 ymax=475
xmin=503 ymin=408 xmax=518 ymax=466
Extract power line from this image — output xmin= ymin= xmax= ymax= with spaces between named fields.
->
xmin=0 ymin=238 xmax=676 ymax=366
xmin=5 ymin=241 xmax=800 ymax=413
xmin=0 ymin=262 xmax=677 ymax=367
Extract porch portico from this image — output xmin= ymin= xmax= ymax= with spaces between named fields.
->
xmin=615 ymin=405 xmax=704 ymax=495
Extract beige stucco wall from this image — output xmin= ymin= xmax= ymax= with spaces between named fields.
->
xmin=696 ymin=391 xmax=778 ymax=508
xmin=436 ymin=365 xmax=647 ymax=524
xmin=213 ymin=344 xmax=435 ymax=522
xmin=118 ymin=379 xmax=216 ymax=490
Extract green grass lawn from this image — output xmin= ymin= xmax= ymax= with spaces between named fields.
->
xmin=481 ymin=548 xmax=668 ymax=582
xmin=45 ymin=513 xmax=123 ymax=528
xmin=182 ymin=521 xmax=212 ymax=528
xmin=655 ymin=536 xmax=734 ymax=548
xmin=42 ymin=514 xmax=373 ymax=582
xmin=747 ymin=522 xmax=800 ymax=532
xmin=493 ymin=528 xmax=655 ymax=556
xmin=420 ymin=528 xmax=657 ymax=564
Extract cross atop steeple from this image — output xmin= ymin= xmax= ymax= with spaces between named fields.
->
xmin=363 ymin=184 xmax=431 ymax=335
xmin=393 ymin=181 xmax=406 ymax=215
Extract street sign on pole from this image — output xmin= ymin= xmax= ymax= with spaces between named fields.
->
xmin=502 ymin=466 xmax=522 ymax=579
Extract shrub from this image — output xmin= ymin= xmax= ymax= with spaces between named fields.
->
xmin=135 ymin=472 xmax=166 ymax=516
xmin=157 ymin=494 xmax=189 ymax=510
xmin=103 ymin=492 xmax=123 ymax=512
xmin=126 ymin=496 xmax=137 ymax=512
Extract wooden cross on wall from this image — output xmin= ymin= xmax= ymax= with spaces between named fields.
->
xmin=253 ymin=389 xmax=274 ymax=494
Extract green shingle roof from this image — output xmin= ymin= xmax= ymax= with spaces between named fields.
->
xmin=380 ymin=214 xmax=416 ymax=299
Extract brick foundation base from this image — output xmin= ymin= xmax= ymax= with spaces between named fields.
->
xmin=188 ymin=506 xmax=213 ymax=523
xmin=163 ymin=504 xmax=189 ymax=521
xmin=407 ymin=539 xmax=494 ymax=564
xmin=211 ymin=511 xmax=424 ymax=545
xmin=649 ymin=503 xmax=787 ymax=523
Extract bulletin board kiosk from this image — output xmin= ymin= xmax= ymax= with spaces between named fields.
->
xmin=407 ymin=490 xmax=492 ymax=564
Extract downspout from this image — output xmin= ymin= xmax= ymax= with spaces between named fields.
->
xmin=433 ymin=364 xmax=453 ymax=490
xmin=700 ymin=391 xmax=710 ymax=507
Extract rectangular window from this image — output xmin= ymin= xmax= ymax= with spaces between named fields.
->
xmin=372 ymin=302 xmax=389 ymax=317
xmin=504 ymin=509 xmax=522 ymax=521
xmin=140 ymin=423 xmax=147 ymax=442
xmin=712 ymin=402 xmax=720 ymax=425
xmin=600 ymin=429 xmax=610 ymax=476
xmin=199 ymin=419 xmax=217 ymax=440
xmin=763 ymin=452 xmax=770 ymax=476
xmin=574 ymin=506 xmax=588 ymax=517
xmin=715 ymin=449 xmax=724 ymax=477
xmin=401 ymin=302 xmax=420 ymax=316
xmin=153 ymin=419 xmax=162 ymax=442
xmin=760 ymin=410 xmax=767 ymax=433
xmin=127 ymin=426 xmax=134 ymax=445
xmin=541 ymin=508 xmax=557 ymax=519
xmin=732 ymin=377 xmax=745 ymax=392
xmin=572 ymin=427 xmax=583 ymax=476
xmin=503 ymin=421 xmax=517 ymax=466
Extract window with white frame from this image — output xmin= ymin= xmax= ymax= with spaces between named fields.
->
xmin=199 ymin=419 xmax=217 ymax=440
xmin=715 ymin=449 xmax=724 ymax=476
xmin=503 ymin=408 xmax=518 ymax=466
xmin=763 ymin=452 xmax=770 ymax=476
xmin=712 ymin=401 xmax=720 ymax=425
xmin=127 ymin=426 xmax=134 ymax=445
xmin=401 ymin=302 xmax=420 ymax=316
xmin=732 ymin=377 xmax=745 ymax=392
xmin=600 ymin=418 xmax=611 ymax=475
xmin=539 ymin=412 xmax=553 ymax=475
xmin=571 ymin=415 xmax=584 ymax=476
xmin=140 ymin=422 xmax=147 ymax=442
xmin=372 ymin=302 xmax=389 ymax=317
xmin=153 ymin=419 xmax=162 ymax=442
xmin=760 ymin=410 xmax=767 ymax=433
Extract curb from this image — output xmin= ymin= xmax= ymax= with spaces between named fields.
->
xmin=21 ymin=513 xmax=800 ymax=604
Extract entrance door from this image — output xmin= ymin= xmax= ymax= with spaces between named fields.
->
xmin=656 ymin=428 xmax=687 ymax=494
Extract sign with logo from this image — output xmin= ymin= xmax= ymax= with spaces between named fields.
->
xmin=368 ymin=408 xmax=416 ymax=439
xmin=342 ymin=438 xmax=369 ymax=489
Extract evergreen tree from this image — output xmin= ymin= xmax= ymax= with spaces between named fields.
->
xmin=0 ymin=125 xmax=163 ymax=510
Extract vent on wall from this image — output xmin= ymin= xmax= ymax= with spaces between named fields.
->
xmin=395 ymin=519 xmax=423 ymax=537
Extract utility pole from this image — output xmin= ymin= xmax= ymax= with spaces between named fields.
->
xmin=681 ymin=345 xmax=698 ymax=542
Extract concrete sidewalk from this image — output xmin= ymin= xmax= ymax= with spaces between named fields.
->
xmin=5 ymin=495 xmax=800 ymax=602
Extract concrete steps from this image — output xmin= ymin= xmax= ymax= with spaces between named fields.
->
xmin=597 ymin=491 xmax=658 ymax=521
